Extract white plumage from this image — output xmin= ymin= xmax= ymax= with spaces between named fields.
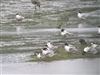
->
xmin=42 ymin=48 xmax=50 ymax=55
xmin=77 ymin=11 xmax=89 ymax=19
xmin=36 ymin=53 xmax=41 ymax=58
xmin=46 ymin=41 xmax=58 ymax=49
xmin=98 ymin=28 xmax=100 ymax=34
xmin=84 ymin=47 xmax=90 ymax=53
xmin=47 ymin=42 xmax=54 ymax=49
xmin=47 ymin=48 xmax=55 ymax=57
xmin=61 ymin=29 xmax=73 ymax=36
xmin=16 ymin=13 xmax=24 ymax=21
xmin=64 ymin=43 xmax=78 ymax=53
xmin=91 ymin=43 xmax=98 ymax=48
xmin=41 ymin=47 xmax=55 ymax=57
xmin=83 ymin=43 xmax=98 ymax=54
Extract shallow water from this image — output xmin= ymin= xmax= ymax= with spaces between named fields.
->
xmin=1 ymin=58 xmax=100 ymax=74
xmin=0 ymin=0 xmax=100 ymax=74
xmin=0 ymin=0 xmax=100 ymax=63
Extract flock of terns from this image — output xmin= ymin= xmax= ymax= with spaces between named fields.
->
xmin=14 ymin=0 xmax=100 ymax=59
xmin=35 ymin=40 xmax=99 ymax=59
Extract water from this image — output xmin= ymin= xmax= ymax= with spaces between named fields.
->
xmin=1 ymin=58 xmax=100 ymax=74
xmin=0 ymin=0 xmax=100 ymax=74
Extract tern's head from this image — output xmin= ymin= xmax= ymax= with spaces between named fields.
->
xmin=43 ymin=48 xmax=47 ymax=50
xmin=61 ymin=29 xmax=64 ymax=32
xmin=16 ymin=13 xmax=19 ymax=15
xmin=65 ymin=42 xmax=68 ymax=46
xmin=78 ymin=10 xmax=82 ymax=13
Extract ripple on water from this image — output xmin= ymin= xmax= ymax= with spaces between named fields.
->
xmin=0 ymin=52 xmax=34 ymax=63
xmin=0 ymin=41 xmax=25 ymax=47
